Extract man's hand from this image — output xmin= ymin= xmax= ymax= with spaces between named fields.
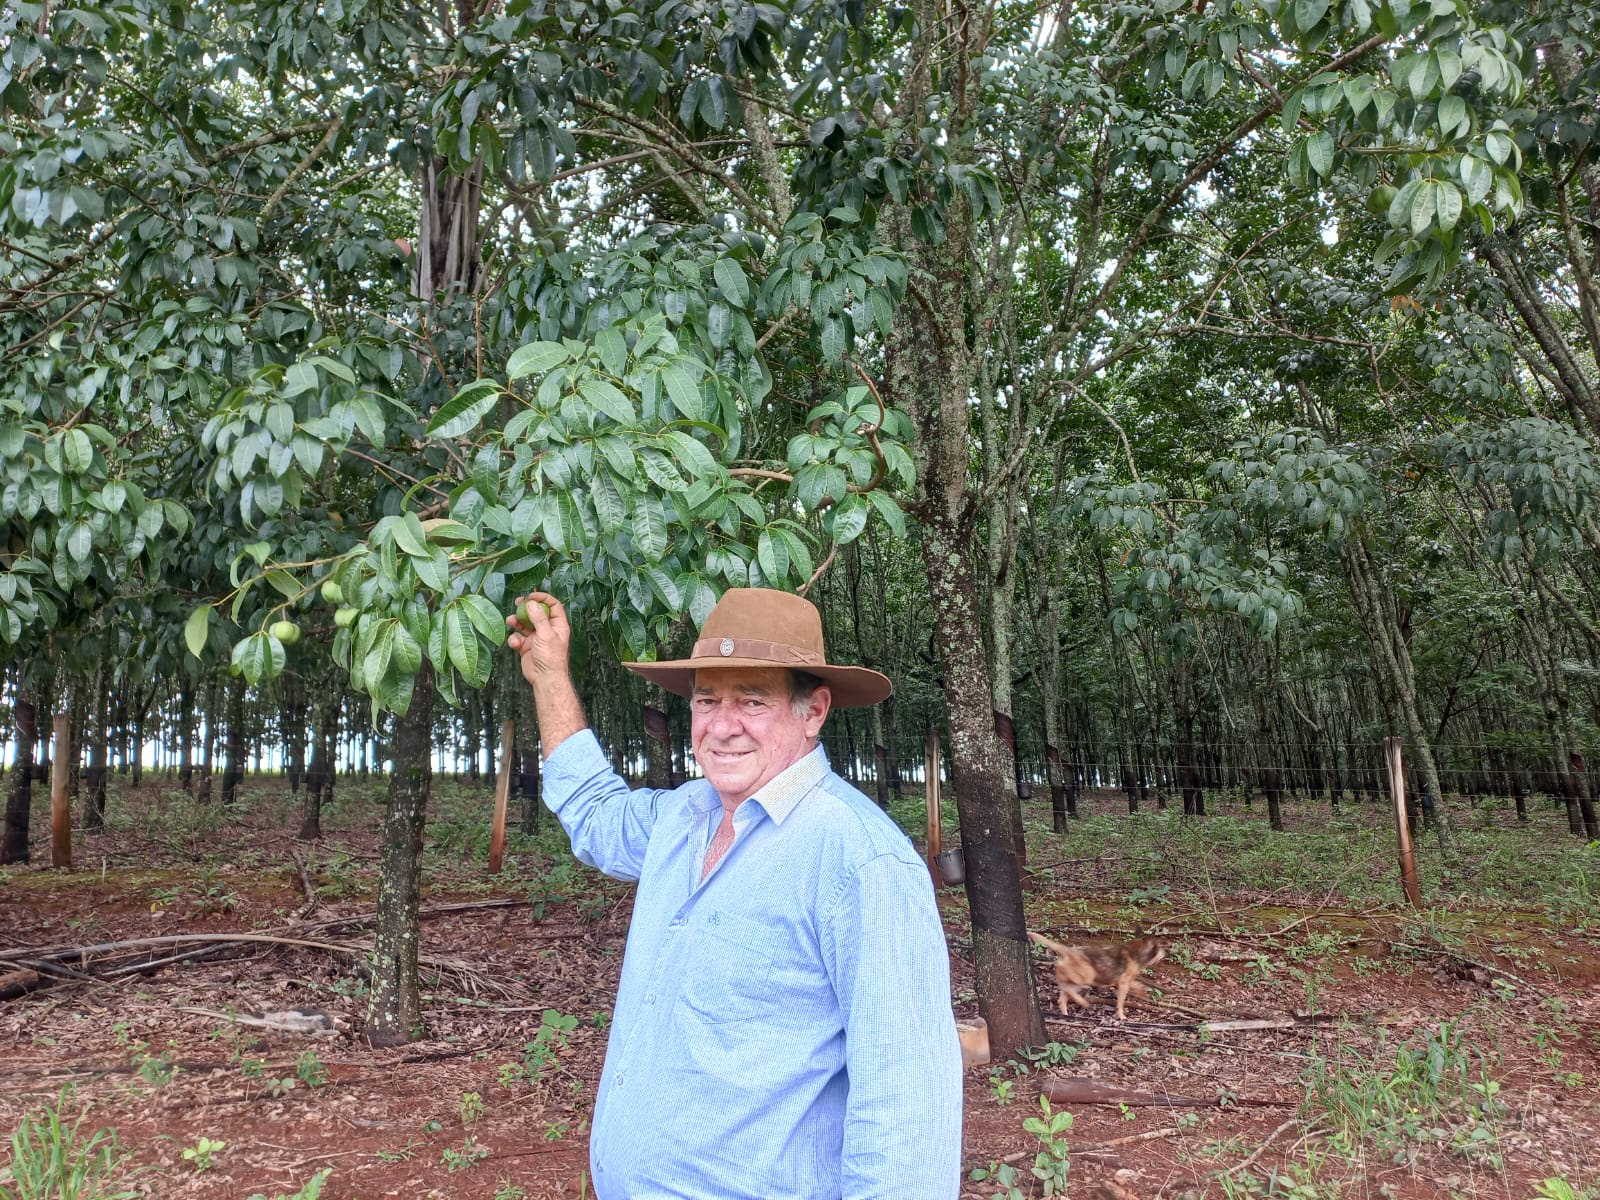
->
xmin=507 ymin=591 xmax=572 ymax=686
xmin=507 ymin=591 xmax=587 ymax=753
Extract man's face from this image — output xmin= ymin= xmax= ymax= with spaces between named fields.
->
xmin=690 ymin=667 xmax=830 ymax=809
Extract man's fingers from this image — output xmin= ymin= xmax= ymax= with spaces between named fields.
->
xmin=507 ymin=592 xmax=568 ymax=635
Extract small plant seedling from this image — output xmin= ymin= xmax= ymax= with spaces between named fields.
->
xmin=263 ymin=1075 xmax=298 ymax=1098
xmin=968 ymin=1161 xmax=1025 ymax=1200
xmin=181 ymin=1136 xmax=226 ymax=1172
xmin=441 ymin=1135 xmax=489 ymax=1172
xmin=988 ymin=1073 xmax=1015 ymax=1106
xmin=494 ymin=1181 xmax=529 ymax=1200
xmin=295 ymin=1050 xmax=328 ymax=1088
xmin=1023 ymin=1096 xmax=1073 ymax=1196
xmin=459 ymin=1091 xmax=485 ymax=1127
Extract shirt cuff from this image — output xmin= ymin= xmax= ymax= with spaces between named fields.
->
xmin=542 ymin=727 xmax=610 ymax=789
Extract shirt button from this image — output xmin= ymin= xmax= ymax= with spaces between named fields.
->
xmin=646 ymin=993 xmax=656 ymax=1004
xmin=616 ymin=1073 xmax=625 ymax=1087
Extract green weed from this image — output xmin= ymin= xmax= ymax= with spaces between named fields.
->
xmin=0 ymin=1091 xmax=136 ymax=1200
xmin=1300 ymin=1019 xmax=1505 ymax=1166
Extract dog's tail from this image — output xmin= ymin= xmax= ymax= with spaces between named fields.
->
xmin=1027 ymin=930 xmax=1071 ymax=956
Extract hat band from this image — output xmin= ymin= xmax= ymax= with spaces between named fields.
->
xmin=691 ymin=637 xmax=826 ymax=668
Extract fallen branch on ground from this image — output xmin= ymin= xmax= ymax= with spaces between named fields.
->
xmin=1041 ymin=1078 xmax=1293 ymax=1108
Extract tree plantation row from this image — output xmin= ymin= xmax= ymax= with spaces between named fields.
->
xmin=2 ymin=0 xmax=1596 ymax=1052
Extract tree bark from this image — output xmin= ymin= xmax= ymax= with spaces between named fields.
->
xmin=221 ymin=675 xmax=246 ymax=806
xmin=1342 ymin=537 xmax=1453 ymax=852
xmin=81 ymin=666 xmax=108 ymax=832
xmin=366 ymin=666 xmax=436 ymax=1047
xmin=919 ymin=516 xmax=1045 ymax=1054
xmin=2 ymin=682 xmax=35 ymax=864
xmin=281 ymin=675 xmax=307 ymax=799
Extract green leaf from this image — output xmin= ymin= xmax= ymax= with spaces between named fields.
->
xmin=507 ymin=341 xmax=571 ymax=380
xmin=1306 ymin=131 xmax=1334 ymax=178
xmin=579 ymin=378 xmax=636 ymax=425
xmin=63 ymin=429 xmax=93 ymax=473
xmin=632 ymin=494 xmax=667 ymax=560
xmin=391 ymin=622 xmax=423 ymax=677
xmin=427 ymin=380 xmax=501 ymax=438
xmin=1410 ymin=180 xmax=1437 ymax=235
xmin=185 ymin=605 xmax=211 ymax=659
xmin=661 ymin=362 xmax=706 ymax=422
xmin=820 ymin=318 xmax=846 ymax=363
xmin=1437 ymin=94 xmax=1466 ymax=137
xmin=283 ymin=361 xmax=319 ymax=398
xmin=595 ymin=328 xmax=628 ymax=377
xmin=662 ymin=430 xmax=720 ymax=479
xmin=445 ymin=605 xmax=478 ymax=680
xmin=639 ymin=450 xmax=686 ymax=490
xmin=830 ymin=496 xmax=869 ymax=544
xmin=66 ymin=522 xmax=92 ymax=562
xmin=643 ymin=565 xmax=681 ymax=609
xmin=1434 ymin=181 xmax=1463 ymax=230
xmin=394 ymin=512 xmax=430 ymax=557
xmin=591 ymin=474 xmax=626 ymax=531
xmin=459 ymin=594 xmax=509 ymax=644
xmin=1293 ymin=0 xmax=1330 ymax=34
xmin=867 ymin=489 xmax=907 ymax=538
xmin=757 ymin=528 xmax=788 ymax=583
xmin=713 ymin=258 xmax=750 ymax=307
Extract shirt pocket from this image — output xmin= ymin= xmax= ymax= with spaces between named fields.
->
xmin=677 ymin=913 xmax=781 ymax=1024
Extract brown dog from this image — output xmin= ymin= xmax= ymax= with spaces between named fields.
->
xmin=1027 ymin=932 xmax=1167 ymax=1020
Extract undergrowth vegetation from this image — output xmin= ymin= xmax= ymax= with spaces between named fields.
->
xmin=0 ymin=1090 xmax=135 ymax=1200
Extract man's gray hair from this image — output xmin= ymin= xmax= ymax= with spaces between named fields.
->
xmin=789 ymin=670 xmax=825 ymax=716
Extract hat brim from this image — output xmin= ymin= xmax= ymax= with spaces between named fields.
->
xmin=622 ymin=657 xmax=892 ymax=708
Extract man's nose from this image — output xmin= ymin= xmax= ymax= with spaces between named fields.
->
xmin=706 ymin=702 xmax=743 ymax=737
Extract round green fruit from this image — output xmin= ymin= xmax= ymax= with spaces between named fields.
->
xmin=321 ymin=579 xmax=344 ymax=605
xmin=269 ymin=619 xmax=302 ymax=645
xmin=334 ymin=607 xmax=358 ymax=628
xmin=518 ymin=599 xmax=550 ymax=626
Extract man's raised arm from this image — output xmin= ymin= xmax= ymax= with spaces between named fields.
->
xmin=507 ymin=592 xmax=589 ymax=754
xmin=507 ymin=592 xmax=660 ymax=882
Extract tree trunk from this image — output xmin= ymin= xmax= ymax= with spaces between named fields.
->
xmin=366 ymin=666 xmax=436 ymax=1046
xmin=920 ymin=516 xmax=1044 ymax=1054
xmin=1342 ymin=538 xmax=1453 ymax=852
xmin=2 ymin=682 xmax=35 ymax=864
xmin=282 ymin=676 xmax=308 ymax=798
xmin=301 ymin=698 xmax=337 ymax=840
xmin=878 ymin=0 xmax=1041 ymax=1055
xmin=196 ymin=675 xmax=217 ymax=803
xmin=130 ymin=685 xmax=150 ymax=788
xmin=221 ymin=675 xmax=246 ymax=806
xmin=178 ymin=683 xmax=195 ymax=794
xmin=81 ymin=667 xmax=108 ymax=832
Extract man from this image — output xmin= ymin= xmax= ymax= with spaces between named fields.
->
xmin=508 ymin=587 xmax=962 ymax=1200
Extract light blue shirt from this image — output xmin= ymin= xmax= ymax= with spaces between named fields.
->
xmin=542 ymin=729 xmax=962 ymax=1200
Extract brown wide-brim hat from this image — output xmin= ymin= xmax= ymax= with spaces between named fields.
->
xmin=622 ymin=588 xmax=892 ymax=708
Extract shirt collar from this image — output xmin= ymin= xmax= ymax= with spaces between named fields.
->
xmin=751 ymin=743 xmax=829 ymax=825
xmin=681 ymin=742 xmax=830 ymax=825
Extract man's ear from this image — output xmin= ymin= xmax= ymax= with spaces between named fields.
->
xmin=805 ymin=686 xmax=832 ymax=737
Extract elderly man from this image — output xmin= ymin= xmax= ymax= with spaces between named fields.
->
xmin=508 ymin=587 xmax=961 ymax=1200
